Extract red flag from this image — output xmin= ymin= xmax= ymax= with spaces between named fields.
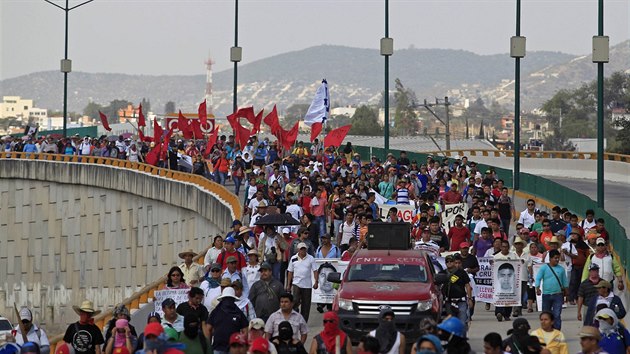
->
xmin=178 ymin=110 xmax=193 ymax=139
xmin=138 ymin=104 xmax=146 ymax=127
xmin=138 ymin=129 xmax=152 ymax=142
xmin=190 ymin=119 xmax=204 ymax=139
xmin=310 ymin=122 xmax=323 ymax=142
xmin=263 ymin=105 xmax=283 ymax=140
xmin=324 ymin=124 xmax=352 ymax=148
xmin=198 ymin=100 xmax=207 ymax=126
xmin=282 ymin=121 xmax=300 ymax=151
xmin=153 ymin=118 xmax=164 ymax=142
xmin=204 ymin=125 xmax=219 ymax=156
xmin=227 ymin=112 xmax=252 ymax=148
xmin=98 ymin=111 xmax=112 ymax=131
xmin=235 ymin=107 xmax=256 ymax=124
xmin=145 ymin=143 xmax=161 ymax=166
xmin=252 ymin=109 xmax=264 ymax=134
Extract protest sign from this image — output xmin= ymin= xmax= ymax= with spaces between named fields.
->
xmin=154 ymin=289 xmax=189 ymax=316
xmin=377 ymin=204 xmax=415 ymax=223
xmin=311 ymin=260 xmax=349 ymax=304
xmin=441 ymin=203 xmax=469 ymax=234
xmin=492 ymin=259 xmax=522 ymax=307
xmin=475 ymin=257 xmax=494 ymax=303
xmin=532 ymin=263 xmax=544 ymax=311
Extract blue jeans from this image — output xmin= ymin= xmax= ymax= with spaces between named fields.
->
xmin=542 ymin=293 xmax=564 ymax=329
xmin=455 ymin=300 xmax=469 ymax=329
xmin=272 ymin=261 xmax=281 ymax=281
xmin=315 ymin=216 xmax=327 ymax=237
xmin=214 ymin=171 xmax=227 ymax=185
xmin=233 ymin=176 xmax=242 ymax=195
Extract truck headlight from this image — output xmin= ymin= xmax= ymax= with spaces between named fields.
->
xmin=338 ymin=298 xmax=353 ymax=311
xmin=417 ymin=300 xmax=433 ymax=312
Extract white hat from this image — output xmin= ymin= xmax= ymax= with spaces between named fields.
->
xmin=249 ymin=318 xmax=265 ymax=330
xmin=596 ymin=237 xmax=606 ymax=245
xmin=19 ymin=307 xmax=32 ymax=322
xmin=282 ymin=228 xmax=290 ymax=234
xmin=297 ymin=242 xmax=308 ymax=249
xmin=217 ymin=286 xmax=238 ymax=301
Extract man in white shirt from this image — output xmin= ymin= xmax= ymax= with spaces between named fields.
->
xmin=285 ymin=198 xmax=303 ymax=233
xmin=13 ymin=307 xmax=50 ymax=354
xmin=518 ymin=199 xmax=537 ymax=229
xmin=248 ymin=190 xmax=267 ymax=218
xmin=286 ymin=242 xmax=317 ymax=323
xmin=473 ymin=209 xmax=491 ymax=240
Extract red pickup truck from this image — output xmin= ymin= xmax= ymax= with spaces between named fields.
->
xmin=328 ymin=248 xmax=443 ymax=344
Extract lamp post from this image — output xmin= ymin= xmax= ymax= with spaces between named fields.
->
xmin=231 ymin=0 xmax=242 ymax=114
xmin=44 ymin=0 xmax=95 ymax=138
xmin=381 ymin=0 xmax=393 ymax=155
xmin=510 ymin=0 xmax=526 ymax=190
xmin=593 ymin=0 xmax=609 ymax=208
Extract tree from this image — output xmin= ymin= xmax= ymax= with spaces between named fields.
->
xmin=613 ymin=119 xmax=630 ymax=154
xmin=100 ymin=99 xmax=132 ymax=122
xmin=164 ymin=101 xmax=176 ymax=114
xmin=349 ymin=106 xmax=383 ymax=136
xmin=83 ymin=102 xmax=103 ymax=120
xmin=283 ymin=104 xmax=310 ymax=127
xmin=393 ymin=78 xmax=418 ymax=136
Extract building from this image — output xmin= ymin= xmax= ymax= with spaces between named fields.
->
xmin=0 ymin=96 xmax=39 ymax=120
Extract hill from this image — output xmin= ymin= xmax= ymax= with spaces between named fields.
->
xmin=2 ymin=43 xmax=625 ymax=116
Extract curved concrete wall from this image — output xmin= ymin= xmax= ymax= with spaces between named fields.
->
xmin=0 ymin=160 xmax=234 ymax=330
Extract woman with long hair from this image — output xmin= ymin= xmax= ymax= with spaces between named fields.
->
xmin=165 ymin=266 xmax=189 ymax=289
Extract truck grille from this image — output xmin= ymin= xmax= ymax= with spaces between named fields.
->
xmin=354 ymin=300 xmax=418 ymax=316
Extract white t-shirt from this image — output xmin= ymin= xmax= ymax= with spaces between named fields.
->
xmin=339 ymin=221 xmax=356 ymax=245
xmin=518 ymin=210 xmax=536 ymax=229
xmin=473 ymin=219 xmax=488 ymax=236
xmin=288 ymin=254 xmax=316 ymax=288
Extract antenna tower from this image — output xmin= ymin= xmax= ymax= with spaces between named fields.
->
xmin=205 ymin=55 xmax=215 ymax=114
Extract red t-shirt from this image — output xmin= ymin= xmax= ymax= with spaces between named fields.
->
xmin=217 ymin=250 xmax=247 ymax=270
xmin=448 ymin=226 xmax=471 ymax=251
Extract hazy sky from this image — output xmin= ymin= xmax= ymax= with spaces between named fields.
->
xmin=1 ymin=0 xmax=629 ymax=80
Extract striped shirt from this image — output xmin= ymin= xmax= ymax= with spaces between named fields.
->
xmin=396 ymin=188 xmax=410 ymax=204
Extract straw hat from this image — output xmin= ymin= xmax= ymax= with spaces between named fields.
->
xmin=548 ymin=236 xmax=560 ymax=244
xmin=178 ymin=249 xmax=198 ymax=259
xmin=72 ymin=300 xmax=101 ymax=316
xmin=239 ymin=226 xmax=252 ymax=236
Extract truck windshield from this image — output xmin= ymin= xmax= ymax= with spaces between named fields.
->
xmin=346 ymin=263 xmax=428 ymax=282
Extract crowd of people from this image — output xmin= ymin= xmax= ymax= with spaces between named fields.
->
xmin=1 ymin=133 xmax=628 ymax=354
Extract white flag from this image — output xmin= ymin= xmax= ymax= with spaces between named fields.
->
xmin=303 ymin=79 xmax=329 ymax=126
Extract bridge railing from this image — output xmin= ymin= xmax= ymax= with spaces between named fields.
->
xmin=0 ymin=152 xmax=242 ymax=219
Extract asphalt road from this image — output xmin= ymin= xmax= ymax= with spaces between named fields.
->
xmin=544 ymin=176 xmax=630 ymax=232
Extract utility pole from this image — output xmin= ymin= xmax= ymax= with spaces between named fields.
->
xmin=421 ymin=97 xmax=451 ymax=150
xmin=593 ymin=0 xmax=608 ymax=208
xmin=511 ymin=0 xmax=526 ymax=190
xmin=381 ymin=0 xmax=393 ymax=155
xmin=230 ymin=0 xmax=242 ymax=114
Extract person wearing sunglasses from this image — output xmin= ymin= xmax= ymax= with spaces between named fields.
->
xmin=518 ymin=199 xmax=538 ymax=230
xmin=13 ymin=307 xmax=50 ymax=354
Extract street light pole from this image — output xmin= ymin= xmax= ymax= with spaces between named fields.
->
xmin=381 ymin=0 xmax=393 ymax=156
xmin=44 ymin=0 xmax=95 ymax=138
xmin=510 ymin=0 xmax=525 ymax=190
xmin=594 ymin=0 xmax=608 ymax=208
xmin=230 ymin=0 xmax=241 ymax=114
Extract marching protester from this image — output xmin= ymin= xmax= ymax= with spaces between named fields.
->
xmin=12 ymin=307 xmax=50 ymax=354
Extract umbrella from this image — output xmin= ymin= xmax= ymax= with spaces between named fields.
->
xmin=255 ymin=213 xmax=301 ymax=226
xmin=122 ymin=132 xmax=134 ymax=139
xmin=107 ymin=136 xmax=119 ymax=142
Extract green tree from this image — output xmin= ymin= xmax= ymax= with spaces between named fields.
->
xmin=349 ymin=105 xmax=383 ymax=136
xmin=100 ymin=99 xmax=132 ymax=121
xmin=83 ymin=102 xmax=103 ymax=120
xmin=164 ymin=101 xmax=176 ymax=114
xmin=327 ymin=114 xmax=352 ymax=129
xmin=613 ymin=119 xmax=630 ymax=154
xmin=393 ymin=78 xmax=418 ymax=136
xmin=283 ymin=103 xmax=310 ymax=127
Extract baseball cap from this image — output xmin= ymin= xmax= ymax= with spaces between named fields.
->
xmin=19 ymin=307 xmax=32 ymax=322
xmin=144 ymin=322 xmax=164 ymax=337
xmin=259 ymin=262 xmax=272 ymax=271
xmin=589 ymin=263 xmax=600 ymax=271
xmin=161 ymin=298 xmax=176 ymax=308
xmin=578 ymin=326 xmax=601 ymax=340
xmin=250 ymin=337 xmax=270 ymax=353
xmin=249 ymin=318 xmax=265 ymax=330
xmin=297 ymin=242 xmax=308 ymax=249
xmin=224 ymin=236 xmax=236 ymax=244
xmin=226 ymin=256 xmax=238 ymax=263
xmin=229 ymin=333 xmax=247 ymax=346
xmin=459 ymin=242 xmax=470 ymax=249
xmin=232 ymin=220 xmax=242 ymax=227
xmin=282 ymin=228 xmax=290 ymax=234
xmin=210 ymin=263 xmax=222 ymax=271
xmin=596 ymin=237 xmax=606 ymax=245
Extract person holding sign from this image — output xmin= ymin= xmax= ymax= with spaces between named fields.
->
xmin=493 ymin=240 xmax=518 ymax=322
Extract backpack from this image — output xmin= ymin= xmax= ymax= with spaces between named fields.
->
xmin=216 ymin=250 xmax=245 ymax=269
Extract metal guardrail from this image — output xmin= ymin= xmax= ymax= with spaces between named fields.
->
xmin=416 ymin=149 xmax=630 ymax=162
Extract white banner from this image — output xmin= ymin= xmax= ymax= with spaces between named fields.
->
xmin=441 ymin=203 xmax=469 ymax=234
xmin=153 ymin=289 xmax=190 ymax=316
xmin=492 ymin=259 xmax=522 ymax=307
xmin=311 ymin=259 xmax=349 ymax=304
xmin=475 ymin=257 xmax=494 ymax=304
xmin=532 ymin=263 xmax=544 ymax=311
xmin=377 ymin=204 xmax=416 ymax=223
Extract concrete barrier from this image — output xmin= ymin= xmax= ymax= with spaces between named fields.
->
xmin=0 ymin=158 xmax=235 ymax=332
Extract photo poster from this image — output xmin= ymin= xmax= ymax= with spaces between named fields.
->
xmin=441 ymin=203 xmax=469 ymax=234
xmin=492 ymin=259 xmax=522 ymax=307
xmin=475 ymin=257 xmax=494 ymax=304
xmin=311 ymin=259 xmax=349 ymax=304
xmin=531 ymin=263 xmax=544 ymax=311
xmin=377 ymin=204 xmax=416 ymax=223
xmin=154 ymin=289 xmax=190 ymax=316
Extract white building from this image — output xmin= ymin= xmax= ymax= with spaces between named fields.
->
xmin=0 ymin=96 xmax=48 ymax=121
xmin=331 ymin=107 xmax=356 ymax=117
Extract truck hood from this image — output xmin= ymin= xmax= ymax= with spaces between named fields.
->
xmin=338 ymin=281 xmax=434 ymax=302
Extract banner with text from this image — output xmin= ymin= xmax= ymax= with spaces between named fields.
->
xmin=441 ymin=203 xmax=469 ymax=234
xmin=475 ymin=257 xmax=494 ymax=303
xmin=378 ymin=204 xmax=416 ymax=223
xmin=492 ymin=259 xmax=522 ymax=307
xmin=153 ymin=289 xmax=190 ymax=316
xmin=311 ymin=259 xmax=349 ymax=304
